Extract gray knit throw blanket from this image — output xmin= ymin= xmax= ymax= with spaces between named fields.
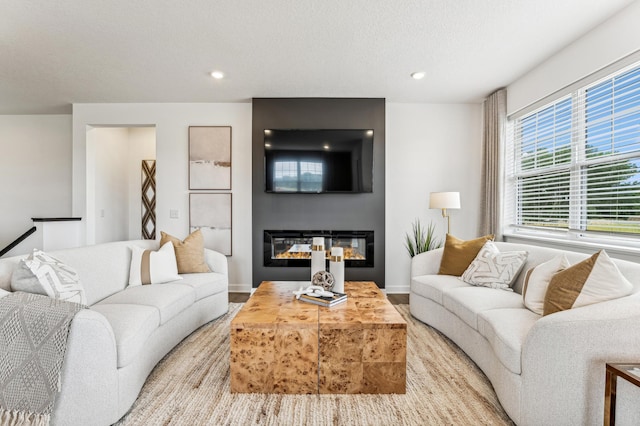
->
xmin=0 ymin=292 xmax=85 ymax=426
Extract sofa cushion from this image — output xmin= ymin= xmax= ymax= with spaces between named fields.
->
xmin=91 ymin=304 xmax=160 ymax=368
xmin=544 ymin=250 xmax=633 ymax=316
xmin=97 ymin=284 xmax=195 ymax=325
xmin=160 ymin=230 xmax=211 ymax=274
xmin=461 ymin=241 xmax=528 ymax=291
xmin=442 ymin=287 xmax=525 ymax=330
xmin=522 ymin=254 xmax=571 ymax=315
xmin=438 ymin=234 xmax=494 ymax=276
xmin=411 ymin=275 xmax=469 ymax=305
xmin=11 ymin=249 xmax=86 ymax=304
xmin=477 ymin=308 xmax=539 ymax=375
xmin=48 ymin=240 xmax=157 ymax=306
xmin=179 ymin=272 xmax=227 ymax=300
xmin=129 ymin=242 xmax=182 ymax=286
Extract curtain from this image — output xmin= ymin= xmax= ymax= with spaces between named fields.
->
xmin=479 ymin=89 xmax=506 ymax=240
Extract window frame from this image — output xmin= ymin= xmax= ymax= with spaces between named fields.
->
xmin=505 ymin=62 xmax=640 ymax=251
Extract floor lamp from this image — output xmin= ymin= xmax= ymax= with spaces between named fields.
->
xmin=429 ymin=192 xmax=460 ymax=235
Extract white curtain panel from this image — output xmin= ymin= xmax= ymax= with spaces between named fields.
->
xmin=479 ymin=88 xmax=506 ymax=240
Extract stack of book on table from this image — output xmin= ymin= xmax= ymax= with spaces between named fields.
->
xmin=299 ymin=291 xmax=347 ymax=307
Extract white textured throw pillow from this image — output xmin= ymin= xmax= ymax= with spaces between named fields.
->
xmin=129 ymin=242 xmax=182 ymax=286
xmin=461 ymin=241 xmax=528 ymax=291
xmin=522 ymin=254 xmax=571 ymax=315
xmin=11 ymin=249 xmax=86 ymax=304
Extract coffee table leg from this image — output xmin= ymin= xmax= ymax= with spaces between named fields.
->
xmin=231 ymin=328 xmax=318 ymax=394
xmin=604 ymin=367 xmax=617 ymax=426
xmin=319 ymin=327 xmax=406 ymax=394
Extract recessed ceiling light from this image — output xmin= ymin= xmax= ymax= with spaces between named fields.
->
xmin=264 ymin=129 xmax=272 ymax=135
xmin=323 ymin=144 xmax=330 ymax=150
xmin=265 ymin=143 xmax=271 ymax=148
xmin=366 ymin=130 xmax=374 ymax=136
xmin=211 ymin=70 xmax=225 ymax=79
xmin=411 ymin=71 xmax=426 ymax=80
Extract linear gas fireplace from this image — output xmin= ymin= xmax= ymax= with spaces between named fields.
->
xmin=264 ymin=230 xmax=374 ymax=268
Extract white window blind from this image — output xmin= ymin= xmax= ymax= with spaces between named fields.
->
xmin=506 ymin=62 xmax=640 ymax=238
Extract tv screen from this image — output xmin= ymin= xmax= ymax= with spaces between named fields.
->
xmin=264 ymin=129 xmax=374 ymax=193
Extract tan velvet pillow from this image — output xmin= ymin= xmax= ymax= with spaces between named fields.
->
xmin=160 ymin=230 xmax=211 ymax=274
xmin=543 ymin=250 xmax=633 ymax=316
xmin=438 ymin=234 xmax=494 ymax=276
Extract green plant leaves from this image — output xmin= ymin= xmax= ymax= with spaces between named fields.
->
xmin=404 ymin=218 xmax=442 ymax=257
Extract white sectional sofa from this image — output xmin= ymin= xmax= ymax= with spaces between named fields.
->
xmin=0 ymin=239 xmax=229 ymax=426
xmin=410 ymin=242 xmax=640 ymax=426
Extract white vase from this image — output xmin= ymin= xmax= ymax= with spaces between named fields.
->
xmin=311 ymin=237 xmax=325 ymax=281
xmin=330 ymin=247 xmax=344 ymax=293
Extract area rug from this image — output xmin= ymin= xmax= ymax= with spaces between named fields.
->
xmin=116 ymin=304 xmax=514 ymax=425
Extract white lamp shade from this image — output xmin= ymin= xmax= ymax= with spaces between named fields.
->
xmin=429 ymin=192 xmax=460 ymax=209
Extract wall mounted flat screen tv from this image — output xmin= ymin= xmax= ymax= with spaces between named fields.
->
xmin=264 ymin=129 xmax=374 ymax=193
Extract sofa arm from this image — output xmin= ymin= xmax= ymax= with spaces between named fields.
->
xmin=520 ymin=295 xmax=640 ymax=426
xmin=204 ymin=248 xmax=228 ymax=276
xmin=410 ymin=248 xmax=444 ymax=278
xmin=52 ymin=309 xmax=119 ymax=426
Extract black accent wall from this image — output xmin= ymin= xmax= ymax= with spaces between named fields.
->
xmin=252 ymin=98 xmax=385 ymax=288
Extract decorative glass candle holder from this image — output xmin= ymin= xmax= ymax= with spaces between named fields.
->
xmin=311 ymin=237 xmax=325 ymax=281
xmin=330 ymin=247 xmax=344 ymax=293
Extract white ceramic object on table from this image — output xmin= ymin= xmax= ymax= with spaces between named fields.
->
xmin=311 ymin=237 xmax=325 ymax=280
xmin=330 ymin=246 xmax=344 ymax=293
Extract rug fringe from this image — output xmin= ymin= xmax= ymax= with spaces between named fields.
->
xmin=0 ymin=409 xmax=50 ymax=426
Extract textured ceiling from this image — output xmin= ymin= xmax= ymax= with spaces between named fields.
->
xmin=0 ymin=0 xmax=634 ymax=114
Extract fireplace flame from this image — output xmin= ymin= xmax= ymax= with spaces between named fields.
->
xmin=274 ymin=247 xmax=365 ymax=260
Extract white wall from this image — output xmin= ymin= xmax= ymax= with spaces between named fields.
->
xmin=385 ymin=102 xmax=483 ymax=293
xmin=508 ymin=1 xmax=640 ymax=115
xmin=72 ymin=103 xmax=252 ymax=291
xmin=3 ymin=103 xmax=482 ymax=293
xmin=91 ymin=127 xmax=130 ymax=244
xmin=0 ymin=115 xmax=72 ymax=255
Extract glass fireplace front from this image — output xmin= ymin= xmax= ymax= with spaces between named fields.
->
xmin=264 ymin=230 xmax=374 ymax=268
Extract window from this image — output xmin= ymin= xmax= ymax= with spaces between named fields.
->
xmin=506 ymin=63 xmax=640 ymax=239
xmin=273 ymin=160 xmax=323 ymax=192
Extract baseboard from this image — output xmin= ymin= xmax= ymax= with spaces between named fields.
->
xmin=228 ymin=283 xmax=252 ymax=293
xmin=384 ymin=285 xmax=410 ymax=294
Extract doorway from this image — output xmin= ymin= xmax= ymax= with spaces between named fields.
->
xmin=86 ymin=126 xmax=156 ymax=244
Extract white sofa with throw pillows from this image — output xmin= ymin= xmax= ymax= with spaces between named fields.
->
xmin=410 ymin=235 xmax=640 ymax=426
xmin=0 ymin=230 xmax=228 ymax=426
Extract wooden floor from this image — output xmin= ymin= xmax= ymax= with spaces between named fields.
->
xmin=229 ymin=292 xmax=409 ymax=305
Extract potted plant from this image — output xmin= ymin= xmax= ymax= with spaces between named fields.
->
xmin=404 ymin=218 xmax=442 ymax=257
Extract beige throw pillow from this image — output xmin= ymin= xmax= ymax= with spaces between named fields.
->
xmin=543 ymin=250 xmax=633 ymax=316
xmin=438 ymin=234 xmax=494 ymax=276
xmin=160 ymin=230 xmax=211 ymax=274
xmin=522 ymin=254 xmax=570 ymax=315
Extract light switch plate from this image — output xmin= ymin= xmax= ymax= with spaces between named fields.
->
xmin=169 ymin=209 xmax=179 ymax=219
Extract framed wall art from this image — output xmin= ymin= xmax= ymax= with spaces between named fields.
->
xmin=141 ymin=159 xmax=156 ymax=239
xmin=189 ymin=193 xmax=232 ymax=255
xmin=189 ymin=126 xmax=232 ymax=190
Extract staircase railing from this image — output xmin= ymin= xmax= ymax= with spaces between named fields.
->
xmin=0 ymin=226 xmax=36 ymax=257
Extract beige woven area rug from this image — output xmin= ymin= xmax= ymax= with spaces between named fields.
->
xmin=116 ymin=303 xmax=513 ymax=426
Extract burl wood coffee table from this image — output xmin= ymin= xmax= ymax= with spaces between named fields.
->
xmin=230 ymin=281 xmax=406 ymax=394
